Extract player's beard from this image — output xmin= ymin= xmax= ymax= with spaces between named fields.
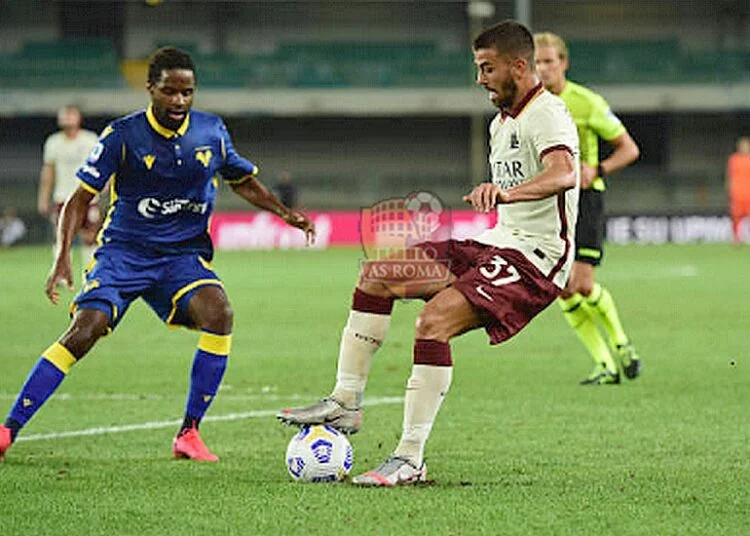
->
xmin=497 ymin=78 xmax=517 ymax=110
xmin=153 ymin=104 xmax=188 ymax=131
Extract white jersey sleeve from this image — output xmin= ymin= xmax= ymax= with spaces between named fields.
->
xmin=527 ymin=99 xmax=578 ymax=162
xmin=42 ymin=134 xmax=58 ymax=166
xmin=473 ymin=88 xmax=580 ymax=288
xmin=44 ymin=130 xmax=100 ymax=203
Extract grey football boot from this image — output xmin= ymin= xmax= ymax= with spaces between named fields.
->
xmin=277 ymin=397 xmax=362 ymax=434
xmin=352 ymin=455 xmax=427 ymax=486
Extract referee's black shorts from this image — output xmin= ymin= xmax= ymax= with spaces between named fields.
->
xmin=574 ymin=189 xmax=605 ymax=266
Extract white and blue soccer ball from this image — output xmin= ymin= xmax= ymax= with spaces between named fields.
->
xmin=285 ymin=425 xmax=353 ymax=482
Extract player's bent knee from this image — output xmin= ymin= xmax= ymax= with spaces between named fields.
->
xmin=568 ymin=263 xmax=596 ymax=296
xmin=356 ymin=276 xmax=393 ymax=300
xmin=559 ymin=288 xmax=575 ymax=300
xmin=220 ymin=303 xmax=234 ymax=331
xmin=59 ymin=310 xmax=110 ymax=359
xmin=577 ymin=280 xmax=595 ymax=297
xmin=415 ymin=310 xmax=449 ymax=342
xmin=199 ymin=303 xmax=233 ymax=334
xmin=192 ymin=297 xmax=233 ymax=334
xmin=188 ymin=286 xmax=234 ymax=334
xmin=565 ymin=277 xmax=589 ymax=297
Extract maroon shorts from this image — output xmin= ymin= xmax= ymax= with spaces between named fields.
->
xmin=421 ymin=239 xmax=562 ymax=345
xmin=54 ymin=202 xmax=102 ymax=234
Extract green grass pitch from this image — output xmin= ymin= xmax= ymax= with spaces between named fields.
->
xmin=0 ymin=244 xmax=747 ymax=535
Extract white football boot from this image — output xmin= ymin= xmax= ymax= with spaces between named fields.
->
xmin=351 ymin=455 xmax=427 ymax=486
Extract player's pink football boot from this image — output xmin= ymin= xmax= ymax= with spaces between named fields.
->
xmin=0 ymin=424 xmax=12 ymax=462
xmin=172 ymin=427 xmax=219 ymax=462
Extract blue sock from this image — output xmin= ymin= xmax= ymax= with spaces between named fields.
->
xmin=182 ymin=331 xmax=230 ymax=431
xmin=5 ymin=343 xmax=77 ymax=440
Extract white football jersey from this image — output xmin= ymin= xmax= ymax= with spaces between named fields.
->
xmin=43 ymin=130 xmax=99 ymax=203
xmin=474 ymin=83 xmax=580 ymax=288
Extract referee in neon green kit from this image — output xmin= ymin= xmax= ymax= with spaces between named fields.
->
xmin=534 ymin=32 xmax=641 ymax=385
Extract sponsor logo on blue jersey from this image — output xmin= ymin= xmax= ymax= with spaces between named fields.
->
xmin=137 ymin=197 xmax=209 ymax=219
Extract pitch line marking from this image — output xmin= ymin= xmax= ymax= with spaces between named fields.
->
xmin=16 ymin=396 xmax=403 ymax=443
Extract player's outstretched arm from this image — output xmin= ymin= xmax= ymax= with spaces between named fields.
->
xmin=230 ymin=177 xmax=315 ymax=245
xmin=45 ymin=186 xmax=94 ymax=304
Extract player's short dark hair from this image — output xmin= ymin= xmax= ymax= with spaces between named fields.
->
xmin=147 ymin=46 xmax=196 ymax=85
xmin=473 ymin=19 xmax=534 ymax=65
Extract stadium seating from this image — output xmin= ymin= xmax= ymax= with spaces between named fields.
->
xmin=1 ymin=38 xmax=748 ymax=88
xmin=0 ymin=38 xmax=124 ymax=88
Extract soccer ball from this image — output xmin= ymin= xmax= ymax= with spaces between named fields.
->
xmin=285 ymin=425 xmax=353 ymax=482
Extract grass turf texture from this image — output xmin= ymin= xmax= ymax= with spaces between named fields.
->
xmin=0 ymin=245 xmax=747 ymax=535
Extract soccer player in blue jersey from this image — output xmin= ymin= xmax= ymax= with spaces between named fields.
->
xmin=0 ymin=47 xmax=315 ymax=463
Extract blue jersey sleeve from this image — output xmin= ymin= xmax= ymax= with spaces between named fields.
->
xmin=76 ymin=124 xmax=122 ymax=194
xmin=218 ymin=119 xmax=258 ymax=185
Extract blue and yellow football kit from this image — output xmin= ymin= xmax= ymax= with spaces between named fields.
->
xmin=2 ymin=106 xmax=253 ymax=453
xmin=74 ymin=106 xmax=257 ymax=329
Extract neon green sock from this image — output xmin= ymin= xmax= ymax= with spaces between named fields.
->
xmin=585 ymin=284 xmax=629 ymax=348
xmin=558 ymin=294 xmax=618 ymax=374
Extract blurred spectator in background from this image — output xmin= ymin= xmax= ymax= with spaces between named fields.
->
xmin=274 ymin=170 xmax=298 ymax=210
xmin=38 ymin=105 xmax=101 ymax=264
xmin=726 ymin=136 xmax=750 ymax=244
xmin=0 ymin=207 xmax=27 ymax=248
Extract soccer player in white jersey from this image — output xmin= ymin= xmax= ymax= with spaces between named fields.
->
xmin=278 ymin=19 xmax=580 ymax=486
xmin=38 ymin=105 xmax=101 ymax=266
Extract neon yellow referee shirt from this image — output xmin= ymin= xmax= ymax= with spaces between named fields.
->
xmin=559 ymin=80 xmax=625 ymax=191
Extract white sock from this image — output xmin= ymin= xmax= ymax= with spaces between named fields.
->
xmin=394 ymin=364 xmax=453 ymax=466
xmin=331 ymin=310 xmax=391 ymax=408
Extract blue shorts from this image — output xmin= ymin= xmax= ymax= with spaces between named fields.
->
xmin=72 ymin=245 xmax=223 ymax=330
